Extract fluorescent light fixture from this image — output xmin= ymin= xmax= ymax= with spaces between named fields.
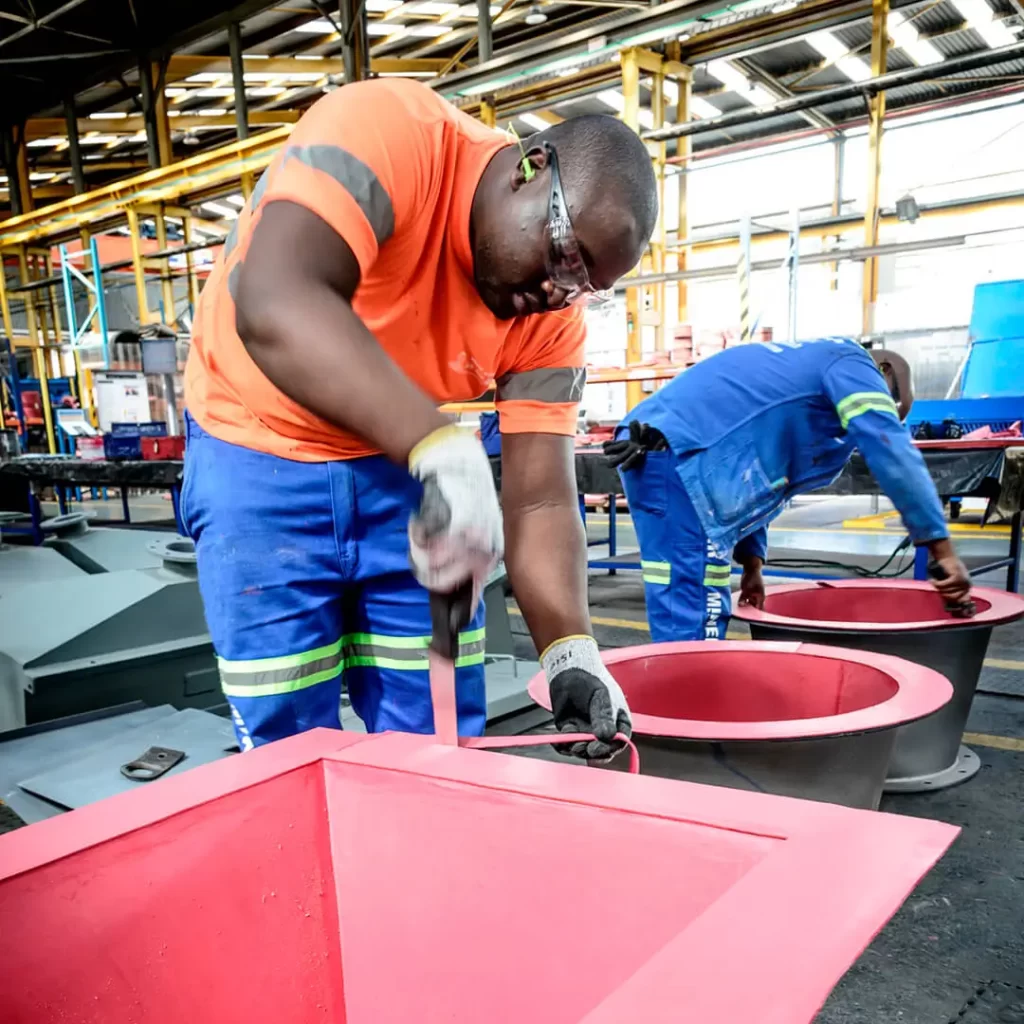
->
xmin=407 ymin=1 xmax=458 ymax=12
xmin=165 ymin=87 xmax=188 ymax=96
xmin=889 ymin=12 xmax=944 ymax=65
xmin=27 ymin=137 xmax=65 ymax=147
xmin=197 ymin=108 xmax=229 ymax=116
xmin=185 ymin=72 xmax=223 ymax=82
xmin=201 ymin=201 xmax=239 ymax=219
xmin=292 ymin=18 xmax=335 ymax=33
xmin=90 ymin=111 xmax=127 ymax=119
xmin=367 ymin=21 xmax=404 ymax=34
xmin=706 ymin=60 xmax=775 ymax=107
xmin=367 ymin=0 xmax=403 ymax=9
xmin=405 ymin=22 xmax=449 ymax=35
xmin=196 ymin=87 xmax=234 ymax=97
xmin=78 ymin=135 xmax=121 ymax=145
xmin=805 ymin=32 xmax=872 ymax=80
xmin=167 ymin=110 xmax=181 ymax=118
xmin=225 ymin=194 xmax=247 ymax=207
xmin=690 ymin=95 xmax=721 ymax=119
xmin=951 ymin=0 xmax=1016 ymax=45
xmin=29 ymin=172 xmax=54 ymax=181
xmin=519 ymin=112 xmax=551 ymax=131
xmin=596 ymin=89 xmax=654 ymax=129
xmin=245 ymin=86 xmax=288 ymax=97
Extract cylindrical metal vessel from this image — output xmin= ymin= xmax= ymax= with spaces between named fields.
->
xmin=734 ymin=581 xmax=1024 ymax=792
xmin=528 ymin=641 xmax=953 ymax=810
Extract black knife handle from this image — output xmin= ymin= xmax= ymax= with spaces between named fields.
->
xmin=429 ymin=579 xmax=475 ymax=659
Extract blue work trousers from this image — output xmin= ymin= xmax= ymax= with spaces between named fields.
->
xmin=618 ymin=450 xmax=733 ymax=642
xmin=181 ymin=414 xmax=486 ymax=749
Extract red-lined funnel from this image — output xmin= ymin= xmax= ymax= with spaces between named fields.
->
xmin=735 ymin=580 xmax=1024 ymax=792
xmin=529 ymin=641 xmax=953 ymax=808
xmin=0 ymin=729 xmax=956 ymax=1024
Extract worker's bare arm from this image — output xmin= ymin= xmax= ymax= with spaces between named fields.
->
xmin=235 ymin=200 xmax=448 ymax=464
xmin=501 ymin=432 xmax=591 ymax=653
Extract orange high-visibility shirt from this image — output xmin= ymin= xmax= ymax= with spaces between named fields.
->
xmin=184 ymin=79 xmax=585 ymax=462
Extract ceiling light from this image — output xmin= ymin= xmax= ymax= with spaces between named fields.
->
xmin=662 ymin=80 xmax=679 ymax=104
xmin=78 ymin=135 xmax=121 ymax=145
xmin=165 ymin=87 xmax=188 ymax=97
xmin=225 ymin=194 xmax=247 ymax=207
xmin=185 ymin=73 xmax=223 ymax=82
xmin=196 ymin=87 xmax=234 ymax=97
xmin=242 ymin=71 xmax=277 ymax=81
xmin=201 ymin=201 xmax=239 ymax=219
xmin=90 ymin=111 xmax=126 ymax=119
xmin=805 ymin=32 xmax=872 ymax=80
xmin=407 ymin=1 xmax=459 ymax=12
xmin=889 ymin=12 xmax=944 ymax=65
xmin=197 ymin=108 xmax=228 ymax=116
xmin=167 ymin=110 xmax=181 ymax=118
xmin=368 ymin=21 xmax=404 ymax=34
xmin=405 ymin=22 xmax=449 ymax=35
xmin=951 ymin=0 xmax=1016 ymax=45
xmin=596 ymin=90 xmax=654 ymax=128
xmin=27 ymin=137 xmax=65 ymax=147
xmin=245 ymin=86 xmax=287 ymax=97
xmin=690 ymin=95 xmax=721 ymax=119
xmin=706 ymin=60 xmax=775 ymax=106
xmin=292 ymin=18 xmax=335 ymax=33
xmin=519 ymin=113 xmax=551 ymax=131
xmin=525 ymin=5 xmax=547 ymax=24
xmin=183 ymin=133 xmax=200 ymax=146
xmin=29 ymin=172 xmax=54 ymax=181
xmin=367 ymin=0 xmax=403 ymax=9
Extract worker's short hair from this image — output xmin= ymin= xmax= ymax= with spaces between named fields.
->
xmin=528 ymin=114 xmax=658 ymax=246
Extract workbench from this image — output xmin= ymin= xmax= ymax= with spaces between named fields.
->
xmin=492 ymin=442 xmax=1024 ymax=592
xmin=0 ymin=456 xmax=184 ymax=541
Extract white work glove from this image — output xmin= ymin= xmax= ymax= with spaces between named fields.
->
xmin=542 ymin=636 xmax=632 ymax=762
xmin=408 ymin=425 xmax=503 ymax=602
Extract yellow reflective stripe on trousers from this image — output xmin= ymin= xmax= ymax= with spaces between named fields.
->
xmin=835 ymin=391 xmax=898 ymax=429
xmin=219 ymin=628 xmax=487 ymax=696
xmin=703 ymin=564 xmax=732 ymax=588
xmin=641 ymin=559 xmax=671 ymax=586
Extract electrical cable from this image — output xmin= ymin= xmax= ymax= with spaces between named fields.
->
xmin=766 ymin=534 xmax=917 ymax=579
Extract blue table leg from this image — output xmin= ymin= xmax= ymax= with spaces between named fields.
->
xmin=29 ymin=492 xmax=44 ymax=546
xmin=171 ymin=483 xmax=185 ymax=537
xmin=121 ymin=487 xmax=131 ymax=523
xmin=913 ymin=543 xmax=929 ymax=580
xmin=56 ymin=485 xmax=67 ymax=516
xmin=607 ymin=494 xmax=617 ymax=576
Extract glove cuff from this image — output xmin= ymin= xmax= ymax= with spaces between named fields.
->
xmin=540 ymin=635 xmax=604 ymax=680
xmin=408 ymin=424 xmax=464 ymax=471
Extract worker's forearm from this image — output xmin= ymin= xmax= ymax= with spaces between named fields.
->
xmin=238 ymin=283 xmax=447 ymax=464
xmin=504 ymin=500 xmax=591 ymax=655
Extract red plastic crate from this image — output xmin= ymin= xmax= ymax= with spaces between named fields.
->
xmin=141 ymin=434 xmax=185 ymax=460
xmin=0 ymin=728 xmax=957 ymax=1024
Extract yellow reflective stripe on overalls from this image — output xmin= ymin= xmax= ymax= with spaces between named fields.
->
xmin=218 ymin=627 xmax=487 ymax=696
xmin=835 ymin=391 xmax=898 ymax=429
xmin=703 ymin=563 xmax=733 ymax=588
xmin=641 ymin=559 xmax=671 ymax=586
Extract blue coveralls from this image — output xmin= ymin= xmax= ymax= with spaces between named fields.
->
xmin=181 ymin=414 xmax=486 ymax=749
xmin=616 ymin=338 xmax=949 ymax=642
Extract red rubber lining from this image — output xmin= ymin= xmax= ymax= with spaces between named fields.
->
xmin=528 ymin=641 xmax=953 ymax=742
xmin=735 ymin=579 xmax=1024 ymax=632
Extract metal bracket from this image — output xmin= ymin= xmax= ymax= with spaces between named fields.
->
xmin=120 ymin=746 xmax=185 ymax=781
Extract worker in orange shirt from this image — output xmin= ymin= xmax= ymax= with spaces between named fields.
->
xmin=182 ymin=78 xmax=657 ymax=758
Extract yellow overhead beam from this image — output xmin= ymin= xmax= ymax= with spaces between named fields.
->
xmin=166 ymin=54 xmax=449 ymax=80
xmin=0 ymin=125 xmax=291 ymax=246
xmin=26 ymin=111 xmax=299 ymax=139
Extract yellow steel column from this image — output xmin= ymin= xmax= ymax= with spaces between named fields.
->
xmin=479 ymin=99 xmax=497 ymax=128
xmin=667 ymin=48 xmax=692 ymax=328
xmin=621 ymin=47 xmax=644 ymax=410
xmin=0 ymin=251 xmax=13 ymax=340
xmin=18 ymin=246 xmax=55 ymax=452
xmin=125 ymin=206 xmax=153 ymax=325
xmin=862 ymin=0 xmax=889 ymax=335
xmin=181 ymin=215 xmax=201 ymax=313
xmin=153 ymin=206 xmax=176 ymax=327
xmin=650 ymin=57 xmax=667 ymax=353
xmin=240 ymin=173 xmax=254 ymax=200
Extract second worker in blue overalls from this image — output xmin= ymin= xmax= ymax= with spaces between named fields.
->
xmin=605 ymin=337 xmax=972 ymax=642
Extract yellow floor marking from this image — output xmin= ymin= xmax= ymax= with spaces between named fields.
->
xmin=984 ymin=657 xmax=1024 ymax=670
xmin=842 ymin=511 xmax=1009 ymax=536
xmin=963 ymin=732 xmax=1024 ymax=752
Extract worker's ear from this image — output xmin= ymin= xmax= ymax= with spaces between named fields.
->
xmin=510 ymin=145 xmax=549 ymax=191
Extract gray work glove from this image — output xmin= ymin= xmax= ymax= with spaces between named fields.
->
xmin=542 ymin=636 xmax=632 ymax=762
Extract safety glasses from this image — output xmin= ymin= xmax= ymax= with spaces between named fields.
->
xmin=543 ymin=144 xmax=612 ymax=309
